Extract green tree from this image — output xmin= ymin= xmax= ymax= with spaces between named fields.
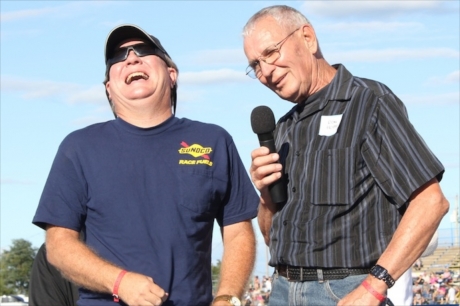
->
xmin=0 ymin=239 xmax=37 ymax=295
xmin=211 ymin=259 xmax=221 ymax=293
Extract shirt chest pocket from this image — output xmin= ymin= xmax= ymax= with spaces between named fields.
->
xmin=306 ymin=146 xmax=359 ymax=206
xmin=178 ymin=168 xmax=216 ymax=215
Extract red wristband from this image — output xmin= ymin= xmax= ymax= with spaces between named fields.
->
xmin=362 ymin=280 xmax=386 ymax=302
xmin=112 ymin=270 xmax=127 ymax=302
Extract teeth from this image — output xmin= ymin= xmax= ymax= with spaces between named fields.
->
xmin=126 ymin=72 xmax=149 ymax=84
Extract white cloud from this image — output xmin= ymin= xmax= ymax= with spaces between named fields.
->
xmin=0 ymin=178 xmax=34 ymax=185
xmin=426 ymin=70 xmax=460 ymax=86
xmin=187 ymin=49 xmax=247 ymax=66
xmin=1 ymin=76 xmax=106 ymax=105
xmin=0 ymin=69 xmax=248 ymax=108
xmin=0 ymin=7 xmax=56 ymax=22
xmin=180 ymin=69 xmax=249 ymax=85
xmin=0 ymin=2 xmax=116 ymax=23
xmin=66 ymin=86 xmax=106 ymax=104
xmin=400 ymin=92 xmax=459 ymax=105
xmin=324 ymin=21 xmax=424 ymax=33
xmin=326 ymin=48 xmax=459 ymax=63
xmin=302 ymin=1 xmax=455 ymax=18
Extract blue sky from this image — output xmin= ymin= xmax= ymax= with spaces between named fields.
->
xmin=1 ymin=1 xmax=459 ymax=277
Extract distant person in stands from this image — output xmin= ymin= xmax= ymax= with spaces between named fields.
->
xmin=447 ymin=284 xmax=457 ymax=304
xmin=436 ymin=284 xmax=448 ymax=303
xmin=413 ymin=258 xmax=423 ymax=270
xmin=430 ymin=272 xmax=439 ymax=285
xmin=29 ymin=243 xmax=78 ymax=306
xmin=442 ymin=268 xmax=452 ymax=283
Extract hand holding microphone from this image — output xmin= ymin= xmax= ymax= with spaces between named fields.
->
xmin=250 ymin=106 xmax=287 ymax=204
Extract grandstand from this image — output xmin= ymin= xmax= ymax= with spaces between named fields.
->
xmin=420 ymin=246 xmax=460 ymax=273
xmin=413 ymin=227 xmax=460 ymax=279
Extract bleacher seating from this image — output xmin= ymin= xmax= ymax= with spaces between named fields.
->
xmin=420 ymin=246 xmax=460 ymax=272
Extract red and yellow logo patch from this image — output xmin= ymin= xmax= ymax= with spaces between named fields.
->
xmin=178 ymin=141 xmax=213 ymax=166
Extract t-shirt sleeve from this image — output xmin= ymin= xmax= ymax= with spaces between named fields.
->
xmin=362 ymin=93 xmax=444 ymax=206
xmin=32 ymin=136 xmax=88 ymax=231
xmin=216 ymin=138 xmax=259 ymax=227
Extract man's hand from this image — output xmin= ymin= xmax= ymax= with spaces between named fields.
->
xmin=118 ymin=272 xmax=168 ymax=306
xmin=250 ymin=146 xmax=282 ymax=193
xmin=250 ymin=146 xmax=282 ymax=245
xmin=338 ymin=277 xmax=387 ymax=306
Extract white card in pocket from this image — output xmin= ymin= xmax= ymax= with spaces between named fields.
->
xmin=319 ymin=114 xmax=343 ymax=136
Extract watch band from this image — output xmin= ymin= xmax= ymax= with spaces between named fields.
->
xmin=213 ymin=295 xmax=242 ymax=306
xmin=370 ymin=265 xmax=395 ymax=288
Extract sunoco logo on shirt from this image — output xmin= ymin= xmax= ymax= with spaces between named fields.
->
xmin=178 ymin=141 xmax=213 ymax=166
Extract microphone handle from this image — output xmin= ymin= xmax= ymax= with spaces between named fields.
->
xmin=259 ymin=139 xmax=287 ymax=204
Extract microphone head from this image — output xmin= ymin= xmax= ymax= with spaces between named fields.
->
xmin=251 ymin=106 xmax=276 ymax=134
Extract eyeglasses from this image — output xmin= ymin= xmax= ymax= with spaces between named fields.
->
xmin=246 ymin=27 xmax=300 ymax=79
xmin=106 ymin=43 xmax=163 ymax=67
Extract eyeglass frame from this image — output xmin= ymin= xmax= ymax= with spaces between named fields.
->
xmin=245 ymin=27 xmax=301 ymax=79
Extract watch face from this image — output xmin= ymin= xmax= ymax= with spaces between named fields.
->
xmin=371 ymin=265 xmax=395 ymax=288
xmin=230 ymin=297 xmax=242 ymax=306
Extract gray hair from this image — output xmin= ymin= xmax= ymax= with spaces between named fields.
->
xmin=242 ymin=5 xmax=311 ymax=37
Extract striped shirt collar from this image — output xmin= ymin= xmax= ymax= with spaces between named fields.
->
xmin=293 ymin=64 xmax=353 ymax=120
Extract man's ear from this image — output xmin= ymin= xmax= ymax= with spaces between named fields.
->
xmin=105 ymin=81 xmax=112 ymax=101
xmin=168 ymin=68 xmax=178 ymax=88
xmin=301 ymin=24 xmax=319 ymax=54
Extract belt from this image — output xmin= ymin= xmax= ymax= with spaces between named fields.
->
xmin=277 ymin=265 xmax=370 ymax=282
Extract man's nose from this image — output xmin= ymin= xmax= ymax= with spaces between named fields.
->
xmin=125 ymin=49 xmax=141 ymax=64
xmin=258 ymin=60 xmax=275 ymax=78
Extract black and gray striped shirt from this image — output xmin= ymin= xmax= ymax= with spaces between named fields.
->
xmin=269 ymin=64 xmax=444 ymax=268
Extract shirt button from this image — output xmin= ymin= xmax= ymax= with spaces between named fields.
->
xmin=283 ymin=220 xmax=288 ymax=226
xmin=292 ymin=187 xmax=296 ymax=192
xmin=295 ymin=151 xmax=300 ymax=156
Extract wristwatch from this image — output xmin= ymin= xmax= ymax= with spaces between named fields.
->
xmin=213 ymin=295 xmax=242 ymax=306
xmin=370 ymin=265 xmax=395 ymax=288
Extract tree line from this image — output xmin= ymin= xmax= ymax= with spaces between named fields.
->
xmin=0 ymin=239 xmax=222 ymax=296
xmin=0 ymin=239 xmax=37 ymax=295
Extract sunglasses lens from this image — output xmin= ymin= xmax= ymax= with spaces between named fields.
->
xmin=109 ymin=48 xmax=129 ymax=65
xmin=133 ymin=44 xmax=158 ymax=57
xmin=107 ymin=44 xmax=159 ymax=66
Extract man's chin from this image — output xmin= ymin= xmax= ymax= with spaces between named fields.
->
xmin=274 ymin=89 xmax=297 ymax=103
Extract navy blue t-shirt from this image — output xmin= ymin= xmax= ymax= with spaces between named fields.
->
xmin=33 ymin=116 xmax=259 ymax=306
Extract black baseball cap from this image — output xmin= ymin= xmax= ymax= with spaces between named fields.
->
xmin=105 ymin=24 xmax=172 ymax=66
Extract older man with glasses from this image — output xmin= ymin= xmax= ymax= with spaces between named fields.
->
xmin=32 ymin=24 xmax=258 ymax=306
xmin=243 ymin=5 xmax=449 ymax=306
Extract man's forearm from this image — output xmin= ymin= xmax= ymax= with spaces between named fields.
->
xmin=257 ymin=190 xmax=277 ymax=246
xmin=372 ymin=179 xmax=449 ymax=289
xmin=216 ymin=221 xmax=256 ymax=299
xmin=338 ymin=179 xmax=449 ymax=306
xmin=46 ymin=225 xmax=122 ymax=294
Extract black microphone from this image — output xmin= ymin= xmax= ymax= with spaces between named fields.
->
xmin=250 ymin=106 xmax=287 ymax=204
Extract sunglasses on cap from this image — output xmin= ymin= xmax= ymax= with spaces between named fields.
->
xmin=106 ymin=43 xmax=165 ymax=67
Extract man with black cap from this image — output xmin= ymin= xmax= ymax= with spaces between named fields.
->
xmin=32 ymin=24 xmax=258 ymax=306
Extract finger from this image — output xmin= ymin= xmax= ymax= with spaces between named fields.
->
xmin=149 ymin=285 xmax=168 ymax=303
xmin=252 ymin=161 xmax=282 ymax=186
xmin=145 ymin=294 xmax=163 ymax=306
xmin=251 ymin=154 xmax=280 ymax=172
xmin=254 ymin=168 xmax=282 ymax=190
xmin=254 ymin=162 xmax=282 ymax=179
xmin=251 ymin=146 xmax=270 ymax=160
